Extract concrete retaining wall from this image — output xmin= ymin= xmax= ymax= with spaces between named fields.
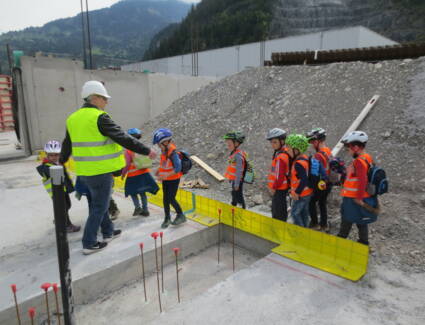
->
xmin=19 ymin=56 xmax=216 ymax=152
xmin=122 ymin=26 xmax=398 ymax=77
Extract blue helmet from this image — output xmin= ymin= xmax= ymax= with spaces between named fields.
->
xmin=153 ymin=128 xmax=173 ymax=145
xmin=127 ymin=128 xmax=142 ymax=136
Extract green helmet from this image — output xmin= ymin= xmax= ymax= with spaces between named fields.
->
xmin=286 ymin=134 xmax=309 ymax=153
xmin=223 ymin=131 xmax=245 ymax=143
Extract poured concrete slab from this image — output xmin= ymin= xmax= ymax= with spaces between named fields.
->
xmin=76 ymin=244 xmax=260 ymax=324
xmin=144 ymin=253 xmax=425 ymax=325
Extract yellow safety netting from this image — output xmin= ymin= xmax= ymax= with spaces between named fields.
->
xmin=38 ymin=154 xmax=369 ymax=281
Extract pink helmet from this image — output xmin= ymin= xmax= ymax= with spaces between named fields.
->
xmin=44 ymin=140 xmax=61 ymax=153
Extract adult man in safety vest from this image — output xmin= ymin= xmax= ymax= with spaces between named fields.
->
xmin=61 ymin=81 xmax=156 ymax=255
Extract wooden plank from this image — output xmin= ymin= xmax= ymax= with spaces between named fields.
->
xmin=332 ymin=95 xmax=380 ymax=157
xmin=190 ymin=155 xmax=225 ymax=182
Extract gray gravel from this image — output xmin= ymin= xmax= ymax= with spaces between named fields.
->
xmin=141 ymin=57 xmax=425 ymax=273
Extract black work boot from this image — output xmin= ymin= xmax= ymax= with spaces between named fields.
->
xmin=172 ymin=213 xmax=187 ymax=226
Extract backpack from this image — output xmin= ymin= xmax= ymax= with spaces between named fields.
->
xmin=364 ymin=162 xmax=388 ymax=196
xmin=175 ymin=150 xmax=192 ymax=175
xmin=307 ymin=156 xmax=327 ymax=191
xmin=243 ymin=157 xmax=256 ymax=184
xmin=329 ymin=157 xmax=346 ymax=185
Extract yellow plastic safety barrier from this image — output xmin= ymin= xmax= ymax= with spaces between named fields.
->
xmin=41 ymin=155 xmax=368 ymax=281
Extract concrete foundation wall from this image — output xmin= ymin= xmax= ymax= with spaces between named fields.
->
xmin=20 ymin=56 xmax=216 ymax=151
xmin=122 ymin=26 xmax=398 ymax=77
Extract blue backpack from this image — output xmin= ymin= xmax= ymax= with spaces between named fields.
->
xmin=309 ymin=156 xmax=327 ymax=190
xmin=367 ymin=165 xmax=389 ymax=196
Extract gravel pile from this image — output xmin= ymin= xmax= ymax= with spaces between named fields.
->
xmin=141 ymin=57 xmax=425 ymax=273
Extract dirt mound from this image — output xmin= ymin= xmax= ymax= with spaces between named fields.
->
xmin=141 ymin=57 xmax=425 ymax=273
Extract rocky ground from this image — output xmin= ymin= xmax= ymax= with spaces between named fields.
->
xmin=141 ymin=57 xmax=425 ymax=274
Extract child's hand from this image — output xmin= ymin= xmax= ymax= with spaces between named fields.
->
xmin=291 ymin=192 xmax=300 ymax=201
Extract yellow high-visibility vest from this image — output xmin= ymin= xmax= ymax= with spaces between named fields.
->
xmin=66 ymin=107 xmax=124 ymax=176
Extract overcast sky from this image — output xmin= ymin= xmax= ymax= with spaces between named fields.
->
xmin=0 ymin=0 xmax=200 ymax=34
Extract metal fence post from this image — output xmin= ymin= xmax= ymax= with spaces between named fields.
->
xmin=50 ymin=166 xmax=75 ymax=325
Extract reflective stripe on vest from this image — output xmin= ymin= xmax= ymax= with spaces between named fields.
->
xmin=158 ymin=143 xmax=182 ymax=181
xmin=127 ymin=150 xmax=149 ymax=177
xmin=66 ymin=107 xmax=125 ymax=176
xmin=43 ymin=177 xmax=53 ymax=197
xmin=291 ymin=155 xmax=313 ymax=197
xmin=224 ymin=149 xmax=246 ymax=181
xmin=267 ymin=151 xmax=289 ymax=190
xmin=341 ymin=153 xmax=373 ymax=198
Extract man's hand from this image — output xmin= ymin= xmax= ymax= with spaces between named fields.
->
xmin=291 ymin=192 xmax=300 ymax=201
xmin=233 ymin=185 xmax=239 ymax=191
xmin=269 ymin=188 xmax=276 ymax=196
xmin=148 ymin=149 xmax=157 ymax=159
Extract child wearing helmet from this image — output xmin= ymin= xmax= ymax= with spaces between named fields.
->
xmin=306 ymin=128 xmax=332 ymax=231
xmin=223 ymin=131 xmax=247 ymax=209
xmin=337 ymin=131 xmax=376 ymax=245
xmin=153 ymin=128 xmax=186 ymax=229
xmin=36 ymin=140 xmax=81 ymax=233
xmin=122 ymin=128 xmax=159 ymax=217
xmin=266 ymin=128 xmax=290 ymax=221
xmin=286 ymin=134 xmax=313 ymax=227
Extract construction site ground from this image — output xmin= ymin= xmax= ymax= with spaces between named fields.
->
xmin=1 ymin=157 xmax=424 ymax=324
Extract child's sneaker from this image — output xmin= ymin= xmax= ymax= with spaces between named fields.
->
xmin=172 ymin=214 xmax=187 ymax=226
xmin=83 ymin=242 xmax=108 ymax=255
xmin=133 ymin=207 xmax=143 ymax=216
xmin=67 ymin=224 xmax=81 ymax=233
xmin=161 ymin=218 xmax=172 ymax=229
xmin=103 ymin=230 xmax=122 ymax=243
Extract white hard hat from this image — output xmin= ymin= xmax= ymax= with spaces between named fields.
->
xmin=341 ymin=131 xmax=368 ymax=144
xmin=81 ymin=80 xmax=111 ymax=99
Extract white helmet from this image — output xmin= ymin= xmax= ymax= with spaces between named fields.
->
xmin=44 ymin=140 xmax=61 ymax=153
xmin=81 ymin=81 xmax=111 ymax=99
xmin=341 ymin=131 xmax=368 ymax=144
xmin=266 ymin=128 xmax=287 ymax=140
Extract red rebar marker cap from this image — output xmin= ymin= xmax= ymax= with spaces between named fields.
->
xmin=10 ymin=284 xmax=17 ymax=293
xmin=52 ymin=283 xmax=58 ymax=293
xmin=139 ymin=242 xmax=144 ymax=249
xmin=28 ymin=307 xmax=36 ymax=318
xmin=41 ymin=283 xmax=51 ymax=291
xmin=232 ymin=208 xmax=235 ymax=214
xmin=173 ymin=247 xmax=180 ymax=255
xmin=151 ymin=232 xmax=159 ymax=239
xmin=218 ymin=208 xmax=222 ymax=214
xmin=159 ymin=232 xmax=164 ymax=238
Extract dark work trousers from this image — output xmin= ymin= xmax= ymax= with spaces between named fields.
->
xmin=231 ymin=182 xmax=246 ymax=209
xmin=162 ymin=179 xmax=183 ymax=218
xmin=337 ymin=219 xmax=369 ymax=245
xmin=271 ymin=189 xmax=288 ymax=221
xmin=309 ymin=186 xmax=331 ymax=227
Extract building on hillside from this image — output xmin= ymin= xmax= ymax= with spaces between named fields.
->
xmin=121 ymin=26 xmax=398 ymax=78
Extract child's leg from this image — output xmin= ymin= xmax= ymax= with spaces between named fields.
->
xmin=162 ymin=181 xmax=171 ymax=218
xmin=356 ymin=224 xmax=369 ymax=245
xmin=140 ymin=193 xmax=148 ymax=210
xmin=168 ymin=179 xmax=183 ymax=214
xmin=130 ymin=194 xmax=141 ymax=208
xmin=301 ymin=196 xmax=311 ymax=228
xmin=291 ymin=200 xmax=303 ymax=226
